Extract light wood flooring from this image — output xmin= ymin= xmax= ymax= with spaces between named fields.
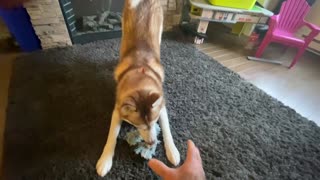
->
xmin=196 ymin=28 xmax=320 ymax=125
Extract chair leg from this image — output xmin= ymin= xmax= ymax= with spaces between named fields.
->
xmin=289 ymin=47 xmax=306 ymax=69
xmin=255 ymin=37 xmax=271 ymax=58
xmin=281 ymin=46 xmax=289 ymax=54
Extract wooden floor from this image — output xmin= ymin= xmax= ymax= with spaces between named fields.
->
xmin=196 ymin=27 xmax=320 ymax=125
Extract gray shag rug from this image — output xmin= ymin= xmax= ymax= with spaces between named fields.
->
xmin=4 ymin=38 xmax=320 ymax=180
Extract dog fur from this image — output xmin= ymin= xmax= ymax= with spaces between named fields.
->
xmin=96 ymin=0 xmax=180 ymax=177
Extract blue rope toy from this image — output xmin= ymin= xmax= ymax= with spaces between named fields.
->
xmin=125 ymin=123 xmax=161 ymax=159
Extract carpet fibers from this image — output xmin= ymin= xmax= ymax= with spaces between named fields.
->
xmin=4 ymin=39 xmax=320 ymax=180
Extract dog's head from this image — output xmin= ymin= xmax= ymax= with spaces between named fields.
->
xmin=119 ymin=89 xmax=163 ymax=145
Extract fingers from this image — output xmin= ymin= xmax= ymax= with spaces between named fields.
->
xmin=148 ymin=158 xmax=172 ymax=176
xmin=186 ymin=140 xmax=201 ymax=163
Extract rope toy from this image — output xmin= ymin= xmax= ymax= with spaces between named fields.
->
xmin=125 ymin=123 xmax=161 ymax=159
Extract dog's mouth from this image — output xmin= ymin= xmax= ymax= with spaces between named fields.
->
xmin=145 ymin=140 xmax=155 ymax=146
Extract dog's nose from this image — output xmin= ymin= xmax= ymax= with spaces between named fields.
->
xmin=146 ymin=140 xmax=155 ymax=145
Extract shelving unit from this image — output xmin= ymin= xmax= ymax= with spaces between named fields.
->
xmin=184 ymin=0 xmax=273 ymax=44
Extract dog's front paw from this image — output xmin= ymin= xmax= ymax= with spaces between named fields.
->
xmin=96 ymin=155 xmax=113 ymax=177
xmin=165 ymin=143 xmax=180 ymax=166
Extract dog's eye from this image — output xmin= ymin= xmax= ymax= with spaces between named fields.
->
xmin=123 ymin=105 xmax=136 ymax=113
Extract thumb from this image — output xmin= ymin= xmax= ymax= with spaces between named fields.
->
xmin=148 ymin=159 xmax=172 ymax=177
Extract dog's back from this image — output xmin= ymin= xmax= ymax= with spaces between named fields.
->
xmin=114 ymin=0 xmax=164 ymax=92
xmin=113 ymin=0 xmax=165 ymax=133
xmin=120 ymin=0 xmax=163 ymax=60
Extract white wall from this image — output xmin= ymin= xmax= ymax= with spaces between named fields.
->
xmin=306 ymin=0 xmax=320 ymax=27
xmin=265 ymin=0 xmax=281 ymax=11
xmin=258 ymin=0 xmax=281 ymax=11
xmin=298 ymin=0 xmax=320 ymax=52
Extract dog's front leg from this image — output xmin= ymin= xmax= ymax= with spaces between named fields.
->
xmin=159 ymin=106 xmax=180 ymax=166
xmin=96 ymin=109 xmax=122 ymax=177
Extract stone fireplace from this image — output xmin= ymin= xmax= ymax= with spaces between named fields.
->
xmin=24 ymin=0 xmax=183 ymax=49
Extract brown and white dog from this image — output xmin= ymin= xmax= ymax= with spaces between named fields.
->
xmin=96 ymin=0 xmax=180 ymax=177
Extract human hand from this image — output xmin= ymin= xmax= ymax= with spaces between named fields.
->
xmin=148 ymin=140 xmax=205 ymax=180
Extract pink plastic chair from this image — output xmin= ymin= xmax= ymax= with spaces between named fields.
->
xmin=255 ymin=0 xmax=320 ymax=68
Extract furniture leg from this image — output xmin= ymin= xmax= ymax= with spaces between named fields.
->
xmin=194 ymin=9 xmax=213 ymax=44
xmin=255 ymin=35 xmax=271 ymax=57
xmin=289 ymin=47 xmax=306 ymax=69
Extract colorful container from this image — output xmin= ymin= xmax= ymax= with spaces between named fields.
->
xmin=208 ymin=0 xmax=257 ymax=10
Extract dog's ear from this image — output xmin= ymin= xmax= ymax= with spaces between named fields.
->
xmin=121 ymin=98 xmax=136 ymax=115
xmin=149 ymin=92 xmax=162 ymax=109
